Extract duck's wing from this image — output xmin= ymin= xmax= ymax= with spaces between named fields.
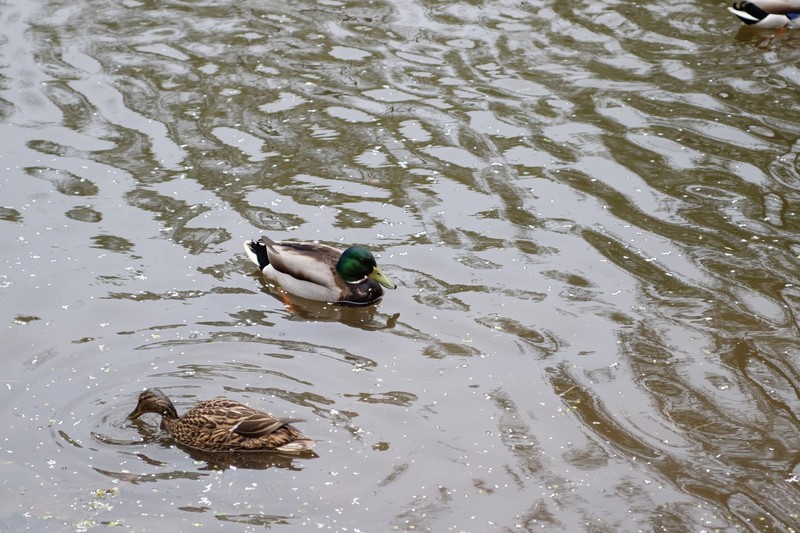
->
xmin=231 ymin=412 xmax=306 ymax=439
xmin=202 ymin=399 xmax=303 ymax=438
xmin=265 ymin=241 xmax=342 ymax=288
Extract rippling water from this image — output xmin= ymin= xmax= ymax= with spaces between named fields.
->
xmin=2 ymin=0 xmax=800 ymax=530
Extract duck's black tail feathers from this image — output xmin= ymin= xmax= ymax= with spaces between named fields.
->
xmin=243 ymin=239 xmax=271 ymax=270
xmin=730 ymin=1 xmax=769 ymax=24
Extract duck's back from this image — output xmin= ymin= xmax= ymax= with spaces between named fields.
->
xmin=169 ymin=398 xmax=314 ymax=452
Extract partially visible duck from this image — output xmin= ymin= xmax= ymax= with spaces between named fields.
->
xmin=243 ymin=235 xmax=395 ymax=305
xmin=728 ymin=1 xmax=800 ymax=28
xmin=129 ymin=388 xmax=315 ymax=452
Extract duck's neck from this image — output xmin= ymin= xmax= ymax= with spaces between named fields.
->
xmin=156 ymin=399 xmax=180 ymax=422
xmin=159 ymin=401 xmax=180 ymax=432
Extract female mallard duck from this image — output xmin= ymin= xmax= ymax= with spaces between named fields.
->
xmin=128 ymin=388 xmax=315 ymax=452
xmin=243 ymin=235 xmax=396 ymax=305
xmin=728 ymin=1 xmax=800 ymax=27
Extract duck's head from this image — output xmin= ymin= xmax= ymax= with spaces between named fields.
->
xmin=337 ymin=246 xmax=396 ymax=289
xmin=129 ymin=388 xmax=179 ymax=420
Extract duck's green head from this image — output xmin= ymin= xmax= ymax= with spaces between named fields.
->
xmin=337 ymin=246 xmax=396 ymax=289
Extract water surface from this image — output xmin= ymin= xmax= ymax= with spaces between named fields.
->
xmin=2 ymin=0 xmax=800 ymax=531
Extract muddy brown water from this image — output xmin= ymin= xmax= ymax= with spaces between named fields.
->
xmin=1 ymin=0 xmax=799 ymax=531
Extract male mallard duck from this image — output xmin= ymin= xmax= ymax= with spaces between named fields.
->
xmin=243 ymin=235 xmax=396 ymax=305
xmin=728 ymin=1 xmax=800 ymax=27
xmin=128 ymin=388 xmax=315 ymax=452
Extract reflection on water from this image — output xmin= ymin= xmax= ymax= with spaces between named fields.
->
xmin=2 ymin=0 xmax=800 ymax=530
xmin=245 ymin=279 xmax=402 ymax=330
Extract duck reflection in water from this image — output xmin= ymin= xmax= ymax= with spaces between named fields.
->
xmin=246 ymin=285 xmax=401 ymax=331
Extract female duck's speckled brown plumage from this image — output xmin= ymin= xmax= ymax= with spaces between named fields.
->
xmin=128 ymin=388 xmax=315 ymax=452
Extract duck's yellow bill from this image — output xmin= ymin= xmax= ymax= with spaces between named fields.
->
xmin=370 ymin=267 xmax=396 ymax=290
